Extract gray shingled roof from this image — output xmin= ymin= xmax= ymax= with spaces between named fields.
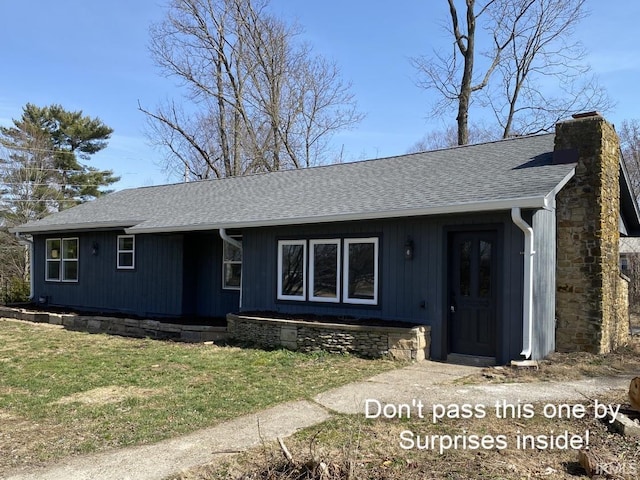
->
xmin=13 ymin=133 xmax=576 ymax=234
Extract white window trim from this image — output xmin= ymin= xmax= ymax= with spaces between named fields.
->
xmin=277 ymin=239 xmax=307 ymax=301
xmin=343 ymin=237 xmax=379 ymax=305
xmin=46 ymin=237 xmax=79 ymax=282
xmin=117 ymin=235 xmax=136 ymax=270
xmin=45 ymin=238 xmax=61 ymax=282
xmin=61 ymin=238 xmax=79 ymax=282
xmin=309 ymin=239 xmax=341 ymax=303
xmin=222 ymin=235 xmax=242 ymax=290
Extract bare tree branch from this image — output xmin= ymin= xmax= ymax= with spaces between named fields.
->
xmin=412 ymin=0 xmax=612 ymax=144
xmin=142 ymin=0 xmax=363 ymax=180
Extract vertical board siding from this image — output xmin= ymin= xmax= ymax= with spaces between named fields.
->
xmin=33 ymin=232 xmax=184 ymax=317
xmin=33 ymin=231 xmax=239 ymax=319
xmin=242 ymin=211 xmax=526 ymax=362
xmin=30 ymin=208 xmax=535 ymax=362
xmin=184 ymin=232 xmax=240 ymax=318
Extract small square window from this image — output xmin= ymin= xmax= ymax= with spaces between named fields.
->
xmin=117 ymin=235 xmax=135 ymax=269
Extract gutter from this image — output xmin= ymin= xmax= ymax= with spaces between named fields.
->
xmin=511 ymin=208 xmax=535 ymax=360
xmin=219 ymin=228 xmax=242 ymax=309
xmin=126 ymin=196 xmax=551 ymax=235
xmin=14 ymin=233 xmax=34 ymax=301
xmin=10 ymin=220 xmax=141 ymax=235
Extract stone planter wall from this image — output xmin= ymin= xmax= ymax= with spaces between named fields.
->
xmin=0 ymin=306 xmax=226 ymax=343
xmin=227 ymin=313 xmax=430 ymax=361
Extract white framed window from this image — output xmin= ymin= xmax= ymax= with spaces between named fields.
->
xmin=222 ymin=236 xmax=242 ymax=290
xmin=343 ymin=237 xmax=379 ymax=305
xmin=46 ymin=237 xmax=79 ymax=282
xmin=117 ymin=235 xmax=135 ymax=270
xmin=277 ymin=240 xmax=307 ymax=301
xmin=45 ymin=238 xmax=61 ymax=281
xmin=309 ymin=239 xmax=341 ymax=303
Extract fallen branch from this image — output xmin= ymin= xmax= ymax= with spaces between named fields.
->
xmin=278 ymin=436 xmax=294 ymax=464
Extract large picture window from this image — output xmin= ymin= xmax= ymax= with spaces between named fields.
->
xmin=46 ymin=237 xmax=79 ymax=282
xmin=277 ymin=240 xmax=306 ymax=300
xmin=117 ymin=235 xmax=135 ymax=270
xmin=222 ymin=236 xmax=242 ymax=290
xmin=309 ymin=239 xmax=340 ymax=302
xmin=343 ymin=238 xmax=379 ymax=305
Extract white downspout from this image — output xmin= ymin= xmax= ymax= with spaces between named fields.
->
xmin=219 ymin=228 xmax=242 ymax=309
xmin=14 ymin=233 xmax=34 ymax=301
xmin=511 ymin=208 xmax=535 ymax=359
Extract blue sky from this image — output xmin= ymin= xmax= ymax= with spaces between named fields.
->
xmin=1 ymin=1 xmax=639 ymax=190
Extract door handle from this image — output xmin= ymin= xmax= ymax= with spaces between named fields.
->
xmin=450 ymin=305 xmax=456 ymax=313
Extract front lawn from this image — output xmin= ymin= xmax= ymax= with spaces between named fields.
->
xmin=0 ymin=319 xmax=398 ymax=473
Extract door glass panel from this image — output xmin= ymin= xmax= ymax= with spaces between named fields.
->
xmin=459 ymin=240 xmax=471 ymax=297
xmin=479 ymin=240 xmax=492 ymax=297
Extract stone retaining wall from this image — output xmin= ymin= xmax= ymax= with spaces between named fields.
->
xmin=227 ymin=313 xmax=430 ymax=361
xmin=0 ymin=306 xmax=226 ymax=343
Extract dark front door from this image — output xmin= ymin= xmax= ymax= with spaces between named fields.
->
xmin=448 ymin=231 xmax=497 ymax=357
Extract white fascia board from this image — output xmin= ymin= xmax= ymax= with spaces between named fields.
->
xmin=125 ymin=195 xmax=550 ymax=234
xmin=10 ymin=221 xmax=141 ymax=234
xmin=543 ymin=168 xmax=576 ymax=210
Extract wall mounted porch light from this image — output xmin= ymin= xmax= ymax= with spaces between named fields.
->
xmin=404 ymin=237 xmax=414 ymax=260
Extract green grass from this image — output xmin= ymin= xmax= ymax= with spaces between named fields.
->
xmin=0 ymin=319 xmax=398 ymax=466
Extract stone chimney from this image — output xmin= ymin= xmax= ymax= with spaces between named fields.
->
xmin=554 ymin=112 xmax=630 ymax=353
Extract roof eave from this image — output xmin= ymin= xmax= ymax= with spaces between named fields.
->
xmin=10 ymin=221 xmax=142 ymax=235
xmin=125 ymin=195 xmax=551 ymax=234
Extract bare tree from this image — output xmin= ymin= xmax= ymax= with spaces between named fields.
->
xmin=411 ymin=0 xmax=513 ymax=145
xmin=619 ymin=119 xmax=640 ymax=197
xmin=406 ymin=122 xmax=498 ymax=152
xmin=141 ymin=0 xmax=363 ymax=180
xmin=412 ymin=0 xmax=612 ymax=145
xmin=482 ymin=0 xmax=612 ymax=138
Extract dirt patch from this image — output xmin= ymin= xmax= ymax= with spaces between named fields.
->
xmin=53 ymin=386 xmax=164 ymax=406
xmin=0 ymin=409 xmax=88 ymax=473
xmin=457 ymin=335 xmax=640 ymax=385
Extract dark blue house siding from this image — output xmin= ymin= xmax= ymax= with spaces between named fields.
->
xmin=240 ymin=211 xmax=528 ymax=363
xmin=182 ymin=232 xmax=240 ymax=318
xmin=33 ymin=231 xmax=239 ymax=319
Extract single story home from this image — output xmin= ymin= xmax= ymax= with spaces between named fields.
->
xmin=11 ymin=113 xmax=640 ymax=364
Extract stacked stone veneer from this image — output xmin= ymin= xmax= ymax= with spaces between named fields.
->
xmin=555 ymin=114 xmax=630 ymax=353
xmin=0 ymin=306 xmax=226 ymax=343
xmin=227 ymin=313 xmax=430 ymax=361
